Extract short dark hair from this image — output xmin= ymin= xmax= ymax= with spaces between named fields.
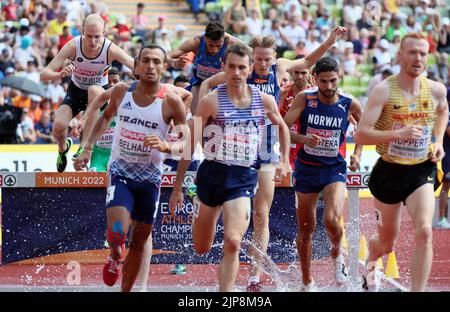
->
xmin=109 ymin=67 xmax=120 ymax=76
xmin=138 ymin=44 xmax=167 ymax=62
xmin=313 ymin=57 xmax=339 ymax=75
xmin=223 ymin=43 xmax=253 ymax=65
xmin=204 ymin=21 xmax=224 ymax=41
xmin=137 ymin=2 xmax=144 ymax=8
xmin=174 ymin=74 xmax=190 ymax=85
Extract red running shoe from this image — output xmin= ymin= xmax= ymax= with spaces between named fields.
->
xmin=246 ymin=282 xmax=262 ymax=292
xmin=103 ymin=244 xmax=125 ymax=287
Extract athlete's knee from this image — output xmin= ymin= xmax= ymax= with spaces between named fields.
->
xmin=415 ymin=226 xmax=433 ymax=246
xmin=223 ymin=234 xmax=242 ymax=255
xmin=252 ymin=208 xmax=270 ymax=229
xmin=323 ymin=214 xmax=341 ymax=232
xmin=88 ymin=85 xmax=103 ymax=98
xmin=297 ymin=223 xmax=316 ymax=240
xmin=106 ymin=222 xmax=127 ymax=247
xmin=52 ymin=119 xmax=68 ymax=135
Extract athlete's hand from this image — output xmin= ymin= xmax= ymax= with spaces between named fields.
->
xmin=349 ymin=153 xmax=361 ymax=171
xmin=72 ymin=117 xmax=85 ymax=138
xmin=273 ymin=161 xmax=290 ymax=183
xmin=60 ymin=63 xmax=75 ymax=79
xmin=144 ymin=135 xmax=170 ymax=153
xmin=305 ymin=134 xmax=321 ymax=148
xmin=396 ymin=124 xmax=423 ymax=141
xmin=173 ymin=53 xmax=190 ymax=69
xmin=169 ymin=189 xmax=183 ymax=215
xmin=326 ymin=27 xmax=348 ymax=45
xmin=430 ymin=142 xmax=445 ymax=163
xmin=73 ymin=149 xmax=91 ymax=171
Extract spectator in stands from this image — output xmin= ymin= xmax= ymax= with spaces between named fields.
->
xmin=295 ymin=39 xmax=309 ymax=55
xmin=315 ymin=8 xmax=333 ymax=30
xmin=156 ymin=29 xmax=172 ymax=53
xmin=416 ymin=0 xmax=437 ymax=26
xmin=246 ymin=9 xmax=263 ymax=37
xmin=405 ymin=15 xmax=423 ymax=33
xmin=356 ymin=9 xmax=374 ymax=31
xmin=305 ymin=29 xmax=321 ymax=55
xmin=29 ymin=1 xmax=48 ymax=25
xmin=373 ymin=38 xmax=392 ymax=74
xmin=0 ymin=48 xmax=15 ymax=76
xmin=262 ymin=19 xmax=292 ymax=57
xmin=3 ymin=0 xmax=19 ymax=21
xmin=299 ymin=7 xmax=311 ymax=31
xmin=112 ymin=14 xmax=131 ymax=43
xmin=58 ymin=25 xmax=74 ymax=51
xmin=385 ymin=16 xmax=407 ymax=42
xmin=224 ymin=0 xmax=247 ymax=35
xmin=343 ymin=0 xmax=364 ymax=27
xmin=35 ymin=111 xmax=54 ymax=144
xmin=171 ymin=24 xmax=187 ymax=52
xmin=438 ymin=17 xmax=450 ymax=53
xmin=12 ymin=92 xmax=32 ymax=110
xmin=14 ymin=19 xmax=31 ymax=49
xmin=367 ymin=68 xmax=393 ymax=96
xmin=284 ymin=15 xmax=307 ymax=49
xmin=14 ymin=36 xmax=42 ymax=71
xmin=66 ymin=0 xmax=85 ymax=27
xmin=340 ymin=41 xmax=359 ymax=76
xmin=262 ymin=8 xmax=279 ymax=33
xmin=48 ymin=9 xmax=69 ymax=38
xmin=32 ymin=21 xmax=51 ymax=61
xmin=47 ymin=0 xmax=62 ymax=22
xmin=22 ymin=60 xmax=40 ymax=83
xmin=131 ymin=3 xmax=150 ymax=41
xmin=17 ymin=107 xmax=36 ymax=144
xmin=152 ymin=15 xmax=168 ymax=44
xmin=47 ymin=78 xmax=66 ymax=110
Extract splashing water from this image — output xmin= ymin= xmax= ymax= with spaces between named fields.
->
xmin=241 ymin=240 xmax=301 ymax=292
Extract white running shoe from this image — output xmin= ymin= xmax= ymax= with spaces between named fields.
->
xmin=362 ymin=262 xmax=380 ymax=292
xmin=302 ymin=280 xmax=318 ymax=292
xmin=434 ymin=218 xmax=450 ymax=230
xmin=333 ymin=252 xmax=349 ymax=286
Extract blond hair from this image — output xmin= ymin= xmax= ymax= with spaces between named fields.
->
xmin=249 ymin=36 xmax=277 ymax=50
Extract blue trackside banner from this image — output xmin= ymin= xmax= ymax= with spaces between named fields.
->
xmin=1 ymin=187 xmax=329 ymax=264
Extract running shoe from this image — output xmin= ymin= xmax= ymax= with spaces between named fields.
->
xmin=186 ymin=185 xmax=197 ymax=204
xmin=72 ymin=145 xmax=85 ymax=161
xmin=103 ymin=256 xmax=122 ymax=287
xmin=170 ymin=264 xmax=187 ymax=275
xmin=434 ymin=218 xmax=450 ymax=230
xmin=362 ymin=262 xmax=380 ymax=292
xmin=246 ymin=282 xmax=263 ymax=292
xmin=56 ymin=138 xmax=73 ymax=173
xmin=333 ymin=252 xmax=348 ymax=286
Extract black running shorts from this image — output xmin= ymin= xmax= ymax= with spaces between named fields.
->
xmin=368 ymin=157 xmax=437 ymax=205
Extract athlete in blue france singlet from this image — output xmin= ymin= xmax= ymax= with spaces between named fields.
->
xmin=189 ymin=36 xmax=227 ymax=87
xmin=295 ymin=87 xmax=352 ymax=193
xmin=247 ymin=63 xmax=280 ymax=165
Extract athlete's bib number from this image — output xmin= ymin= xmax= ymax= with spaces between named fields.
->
xmin=219 ymin=128 xmax=258 ymax=164
xmin=388 ymin=123 xmax=430 ymax=159
xmin=303 ymin=127 xmax=340 ymax=157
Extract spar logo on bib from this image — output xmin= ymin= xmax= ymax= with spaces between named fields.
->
xmin=308 ymin=100 xmax=317 ymax=108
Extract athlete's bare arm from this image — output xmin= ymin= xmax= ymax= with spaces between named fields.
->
xmin=276 ymin=27 xmax=347 ymax=79
xmin=261 ymin=92 xmax=291 ymax=179
xmin=73 ymin=84 xmax=129 ymax=170
xmin=349 ymin=97 xmax=363 ymax=171
xmin=354 ymin=81 xmax=424 ymax=145
xmin=429 ymin=80 xmax=449 ymax=162
xmin=168 ymin=37 xmax=200 ymax=69
xmin=40 ymin=39 xmax=76 ymax=81
xmin=165 ymin=84 xmax=193 ymax=112
xmin=108 ymin=43 xmax=135 ymax=70
xmin=224 ymin=32 xmax=246 ymax=46
xmin=284 ymin=91 xmax=320 ymax=147
xmin=198 ymin=72 xmax=226 ymax=100
xmin=145 ymin=91 xmax=190 ymax=155
xmin=169 ymin=91 xmax=218 ymax=213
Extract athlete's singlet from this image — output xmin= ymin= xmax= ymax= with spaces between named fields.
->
xmin=203 ymin=84 xmax=265 ymax=167
xmin=375 ymin=76 xmax=435 ymax=165
xmin=109 ymin=85 xmax=170 ymax=183
xmin=190 ymin=35 xmax=227 ymax=86
xmin=279 ymin=83 xmax=301 ymax=169
xmin=297 ymin=87 xmax=352 ymax=166
xmin=71 ymin=35 xmax=112 ymax=90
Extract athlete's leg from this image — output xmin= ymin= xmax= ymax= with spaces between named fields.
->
xmin=322 ymin=182 xmax=346 ymax=258
xmin=192 ymin=198 xmax=222 ymax=254
xmin=106 ymin=206 xmax=131 ymax=260
xmin=190 ymin=85 xmax=200 ymax=115
xmin=405 ymin=183 xmax=435 ymax=292
xmin=438 ymin=179 xmax=450 ymax=220
xmin=220 ymin=197 xmax=252 ymax=291
xmin=296 ymin=191 xmax=320 ymax=285
xmin=81 ymin=85 xmax=104 ymax=146
xmin=248 ymin=163 xmax=276 ymax=282
xmin=133 ymin=224 xmax=152 ymax=292
xmin=121 ymin=221 xmax=153 ymax=292
xmin=52 ymin=105 xmax=73 ymax=153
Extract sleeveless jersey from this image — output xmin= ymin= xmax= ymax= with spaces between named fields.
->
xmin=247 ymin=64 xmax=280 ymax=104
xmin=375 ymin=75 xmax=435 ymax=165
xmin=203 ymin=84 xmax=265 ymax=167
xmin=109 ymin=84 xmax=170 ymax=183
xmin=297 ymin=87 xmax=352 ymax=166
xmin=190 ymin=35 xmax=227 ymax=86
xmin=279 ymin=83 xmax=301 ymax=169
xmin=71 ymin=35 xmax=112 ymax=90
